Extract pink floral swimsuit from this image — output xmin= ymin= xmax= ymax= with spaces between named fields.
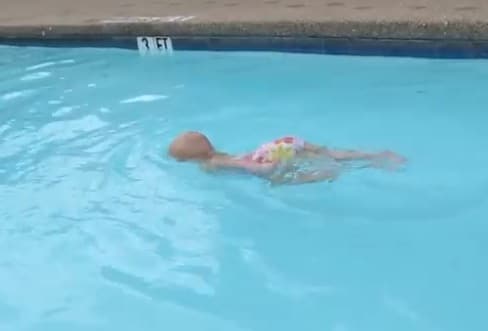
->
xmin=241 ymin=136 xmax=305 ymax=164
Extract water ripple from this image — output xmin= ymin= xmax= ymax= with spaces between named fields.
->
xmin=1 ymin=89 xmax=34 ymax=101
xmin=26 ymin=61 xmax=56 ymax=71
xmin=20 ymin=71 xmax=52 ymax=81
xmin=52 ymin=105 xmax=80 ymax=117
xmin=120 ymin=94 xmax=168 ymax=104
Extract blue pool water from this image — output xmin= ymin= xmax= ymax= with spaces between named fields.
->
xmin=0 ymin=45 xmax=487 ymax=331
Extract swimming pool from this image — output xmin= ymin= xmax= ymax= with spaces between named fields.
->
xmin=0 ymin=45 xmax=487 ymax=331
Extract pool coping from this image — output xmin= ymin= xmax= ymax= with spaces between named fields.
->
xmin=1 ymin=20 xmax=488 ymax=41
xmin=2 ymin=20 xmax=488 ymax=58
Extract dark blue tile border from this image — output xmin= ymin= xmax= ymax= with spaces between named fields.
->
xmin=2 ymin=36 xmax=488 ymax=59
xmin=0 ymin=38 xmax=137 ymax=50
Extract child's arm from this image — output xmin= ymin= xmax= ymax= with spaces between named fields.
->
xmin=203 ymin=157 xmax=278 ymax=176
xmin=270 ymin=169 xmax=338 ymax=186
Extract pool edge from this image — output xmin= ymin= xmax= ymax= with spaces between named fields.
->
xmin=2 ymin=20 xmax=488 ymax=58
xmin=2 ymin=20 xmax=488 ymax=40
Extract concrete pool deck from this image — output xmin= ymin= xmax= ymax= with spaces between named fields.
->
xmin=0 ymin=0 xmax=488 ymax=40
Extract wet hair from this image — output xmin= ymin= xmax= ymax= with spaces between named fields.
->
xmin=168 ymin=131 xmax=215 ymax=161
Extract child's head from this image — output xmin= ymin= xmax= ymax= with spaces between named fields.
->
xmin=169 ymin=131 xmax=215 ymax=161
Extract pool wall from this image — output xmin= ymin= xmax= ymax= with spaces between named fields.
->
xmin=3 ymin=35 xmax=488 ymax=59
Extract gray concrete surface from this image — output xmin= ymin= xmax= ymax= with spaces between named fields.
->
xmin=1 ymin=0 xmax=488 ymax=40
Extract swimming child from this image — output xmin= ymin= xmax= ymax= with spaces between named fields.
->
xmin=168 ymin=131 xmax=406 ymax=185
